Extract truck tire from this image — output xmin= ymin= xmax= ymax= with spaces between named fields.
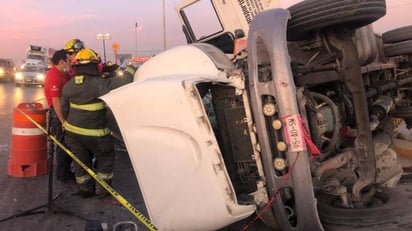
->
xmin=317 ymin=187 xmax=408 ymax=226
xmin=384 ymin=40 xmax=412 ymax=57
xmin=382 ymin=25 xmax=412 ymax=43
xmin=287 ymin=0 xmax=386 ymax=41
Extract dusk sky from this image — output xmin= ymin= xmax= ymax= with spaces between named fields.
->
xmin=0 ymin=0 xmax=411 ymax=64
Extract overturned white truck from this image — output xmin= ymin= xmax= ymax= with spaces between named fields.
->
xmin=102 ymin=0 xmax=412 ymax=230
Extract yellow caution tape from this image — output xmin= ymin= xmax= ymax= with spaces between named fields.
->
xmin=16 ymin=107 xmax=158 ymax=231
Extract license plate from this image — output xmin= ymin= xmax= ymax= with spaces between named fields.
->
xmin=282 ymin=114 xmax=306 ymax=153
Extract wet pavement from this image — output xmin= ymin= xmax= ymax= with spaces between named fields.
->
xmin=0 ymin=146 xmax=147 ymax=231
xmin=0 ymin=82 xmax=147 ymax=231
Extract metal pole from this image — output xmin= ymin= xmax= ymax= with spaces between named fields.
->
xmin=135 ymin=22 xmax=138 ymax=56
xmin=97 ymin=33 xmax=110 ymax=63
xmin=103 ymin=40 xmax=107 ymax=64
xmin=46 ymin=109 xmax=54 ymax=209
xmin=162 ymin=0 xmax=167 ymax=50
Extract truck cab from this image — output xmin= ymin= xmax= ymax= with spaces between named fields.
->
xmin=24 ymin=45 xmax=48 ymax=67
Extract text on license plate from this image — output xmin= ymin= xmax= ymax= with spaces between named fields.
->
xmin=283 ymin=114 xmax=306 ymax=153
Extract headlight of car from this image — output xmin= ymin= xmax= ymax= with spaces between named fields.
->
xmin=15 ymin=72 xmax=23 ymax=80
xmin=116 ymin=70 xmax=124 ymax=76
xmin=0 ymin=68 xmax=4 ymax=75
xmin=36 ymin=73 xmax=45 ymax=81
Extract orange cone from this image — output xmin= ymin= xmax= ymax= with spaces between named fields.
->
xmin=8 ymin=103 xmax=48 ymax=177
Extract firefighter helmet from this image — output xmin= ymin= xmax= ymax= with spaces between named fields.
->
xmin=64 ymin=39 xmax=85 ymax=53
xmin=72 ymin=48 xmax=99 ymax=65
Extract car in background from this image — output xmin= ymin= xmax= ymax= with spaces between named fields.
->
xmin=115 ymin=56 xmax=150 ymax=77
xmin=0 ymin=58 xmax=15 ymax=82
xmin=15 ymin=65 xmax=47 ymax=87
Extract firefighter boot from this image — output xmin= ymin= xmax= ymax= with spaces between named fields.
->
xmin=95 ymin=179 xmax=112 ymax=199
xmin=72 ymin=176 xmax=95 ymax=198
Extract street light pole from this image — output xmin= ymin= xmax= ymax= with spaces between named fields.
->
xmin=102 ymin=39 xmax=106 ymax=63
xmin=162 ymin=0 xmax=167 ymax=50
xmin=135 ymin=22 xmax=138 ymax=56
xmin=96 ymin=33 xmax=111 ymax=63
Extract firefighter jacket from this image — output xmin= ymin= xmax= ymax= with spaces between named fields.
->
xmin=61 ymin=65 xmax=135 ymax=137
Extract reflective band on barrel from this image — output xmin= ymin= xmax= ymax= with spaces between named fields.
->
xmin=70 ymin=102 xmax=105 ymax=111
xmin=63 ymin=121 xmax=110 ymax=137
xmin=12 ymin=127 xmax=43 ymax=136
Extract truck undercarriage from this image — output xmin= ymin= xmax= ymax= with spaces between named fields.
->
xmin=103 ymin=0 xmax=412 ymax=230
xmin=178 ymin=0 xmax=412 ymax=230
xmin=209 ymin=9 xmax=410 ymax=231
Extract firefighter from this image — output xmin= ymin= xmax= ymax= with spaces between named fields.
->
xmin=63 ymin=38 xmax=85 ymax=76
xmin=64 ymin=38 xmax=85 ymax=56
xmin=64 ymin=39 xmax=109 ymax=76
xmin=61 ymin=48 xmax=136 ymax=198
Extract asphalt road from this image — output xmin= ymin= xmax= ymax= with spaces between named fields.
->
xmin=0 ymin=82 xmax=146 ymax=231
xmin=1 ymin=81 xmax=412 ymax=231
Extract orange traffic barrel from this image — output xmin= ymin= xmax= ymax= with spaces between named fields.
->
xmin=8 ymin=103 xmax=48 ymax=177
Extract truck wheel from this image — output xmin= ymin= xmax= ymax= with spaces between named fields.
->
xmin=384 ymin=40 xmax=412 ymax=57
xmin=287 ymin=0 xmax=386 ymax=41
xmin=317 ymin=187 xmax=408 ymax=226
xmin=382 ymin=25 xmax=412 ymax=43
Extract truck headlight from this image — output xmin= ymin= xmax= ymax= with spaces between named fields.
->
xmin=36 ymin=73 xmax=45 ymax=81
xmin=15 ymin=72 xmax=23 ymax=80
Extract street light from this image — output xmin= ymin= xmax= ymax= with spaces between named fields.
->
xmin=96 ymin=33 xmax=111 ymax=63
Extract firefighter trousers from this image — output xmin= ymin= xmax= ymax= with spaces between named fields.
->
xmin=65 ymin=133 xmax=115 ymax=193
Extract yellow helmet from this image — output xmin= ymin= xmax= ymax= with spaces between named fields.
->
xmin=64 ymin=38 xmax=85 ymax=53
xmin=72 ymin=48 xmax=99 ymax=65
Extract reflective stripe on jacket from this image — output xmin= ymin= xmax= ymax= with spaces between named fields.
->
xmin=63 ymin=121 xmax=110 ymax=137
xmin=70 ymin=102 xmax=105 ymax=111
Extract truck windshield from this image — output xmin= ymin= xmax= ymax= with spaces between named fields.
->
xmin=22 ymin=66 xmax=44 ymax=72
xmin=181 ymin=1 xmax=222 ymax=41
xmin=27 ymin=54 xmax=44 ymax=60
